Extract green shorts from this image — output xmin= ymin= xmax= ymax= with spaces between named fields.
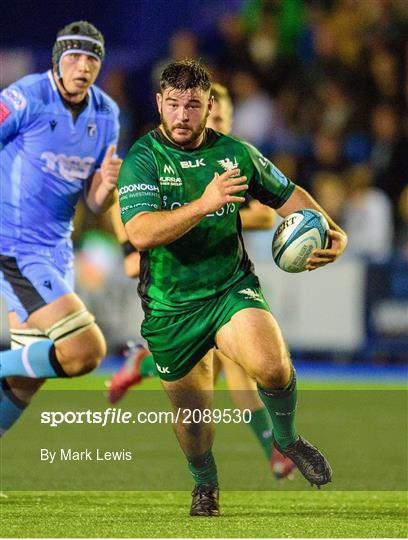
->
xmin=141 ymin=273 xmax=271 ymax=381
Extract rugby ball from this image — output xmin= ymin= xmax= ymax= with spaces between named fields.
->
xmin=272 ymin=209 xmax=329 ymax=273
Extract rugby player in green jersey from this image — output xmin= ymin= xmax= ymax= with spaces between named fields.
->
xmin=118 ymin=60 xmax=348 ymax=516
xmin=109 ymin=82 xmax=296 ymax=481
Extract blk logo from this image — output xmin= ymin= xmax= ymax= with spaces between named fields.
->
xmin=49 ymin=120 xmax=57 ymax=131
xmin=180 ymin=159 xmax=206 ymax=169
xmin=43 ymin=280 xmax=52 ymax=290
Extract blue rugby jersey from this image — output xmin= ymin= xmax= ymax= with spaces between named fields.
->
xmin=0 ymin=70 xmax=119 ymax=252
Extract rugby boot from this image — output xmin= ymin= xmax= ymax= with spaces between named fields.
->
xmin=270 ymin=447 xmax=297 ymax=480
xmin=273 ymin=435 xmax=332 ymax=487
xmin=190 ymin=484 xmax=220 ymax=516
xmin=107 ymin=342 xmax=150 ymax=403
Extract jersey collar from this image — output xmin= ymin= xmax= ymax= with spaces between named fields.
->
xmin=47 ymin=70 xmax=57 ymax=91
xmin=152 ymin=127 xmax=216 ymax=152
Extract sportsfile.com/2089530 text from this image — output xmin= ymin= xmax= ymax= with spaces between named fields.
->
xmin=40 ymin=408 xmax=252 ymax=427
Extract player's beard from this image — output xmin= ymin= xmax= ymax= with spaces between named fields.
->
xmin=160 ymin=112 xmax=208 ymax=148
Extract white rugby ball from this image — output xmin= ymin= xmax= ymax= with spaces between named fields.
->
xmin=272 ymin=209 xmax=329 ymax=273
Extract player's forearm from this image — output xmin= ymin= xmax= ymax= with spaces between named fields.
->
xmin=125 ymin=200 xmax=206 ymax=251
xmin=86 ymin=171 xmax=116 ymax=214
xmin=124 ymin=251 xmax=141 ymax=278
xmin=109 ymin=193 xmax=141 ymax=278
xmin=278 ymin=185 xmax=346 ymax=235
xmin=110 ymin=193 xmax=129 ymax=243
xmin=239 ymin=202 xmax=275 ymax=230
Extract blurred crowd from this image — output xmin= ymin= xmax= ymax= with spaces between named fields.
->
xmin=87 ymin=0 xmax=407 ymax=264
xmin=1 ymin=0 xmax=407 ymax=358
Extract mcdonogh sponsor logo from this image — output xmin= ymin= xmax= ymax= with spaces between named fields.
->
xmin=119 ymin=183 xmax=159 ymax=195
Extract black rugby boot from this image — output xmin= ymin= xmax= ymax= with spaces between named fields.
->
xmin=273 ymin=435 xmax=332 ymax=487
xmin=190 ymin=484 xmax=220 ymax=516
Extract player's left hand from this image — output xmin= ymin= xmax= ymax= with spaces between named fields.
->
xmin=101 ymin=144 xmax=122 ymax=190
xmin=306 ymin=229 xmax=348 ymax=271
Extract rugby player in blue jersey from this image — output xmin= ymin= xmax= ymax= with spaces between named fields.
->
xmin=0 ymin=21 xmax=122 ymax=436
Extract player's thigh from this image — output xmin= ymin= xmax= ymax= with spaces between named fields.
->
xmin=216 ymin=347 xmax=264 ymax=410
xmin=1 ymin=246 xmax=74 ymax=324
xmin=212 ymin=348 xmax=222 ymax=385
xmin=215 ymin=307 xmax=290 ymax=381
xmin=27 ymin=292 xmax=85 ymax=330
xmin=1 ymin=249 xmax=105 ymax=359
xmin=215 ymin=348 xmax=255 ymax=390
xmin=161 ymin=349 xmax=214 ymax=413
xmin=28 ymin=293 xmax=106 ymax=364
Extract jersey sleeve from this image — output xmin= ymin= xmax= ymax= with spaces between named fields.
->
xmin=0 ymin=85 xmax=29 ymax=144
xmin=244 ymin=142 xmax=295 ymax=208
xmin=118 ymin=140 xmax=162 ymax=224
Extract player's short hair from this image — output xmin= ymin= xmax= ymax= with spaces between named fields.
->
xmin=211 ymin=83 xmax=233 ymax=109
xmin=160 ymin=60 xmax=212 ymax=93
xmin=210 ymin=83 xmax=228 ymax=102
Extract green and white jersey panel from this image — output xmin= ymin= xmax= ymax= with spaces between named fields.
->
xmin=118 ymin=128 xmax=295 ymax=315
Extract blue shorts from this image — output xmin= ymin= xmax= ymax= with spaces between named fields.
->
xmin=0 ymin=240 xmax=75 ymax=323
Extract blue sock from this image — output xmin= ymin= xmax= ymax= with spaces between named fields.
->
xmin=0 ymin=340 xmax=68 ymax=379
xmin=0 ymin=379 xmax=27 ymax=436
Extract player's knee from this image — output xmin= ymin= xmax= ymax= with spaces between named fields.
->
xmin=46 ymin=309 xmax=106 ymax=377
xmin=256 ymin=353 xmax=291 ymax=389
xmin=70 ymin=353 xmax=102 ymax=376
xmin=56 ymin=336 xmax=106 ymax=376
xmin=72 ymin=339 xmax=105 ymax=375
xmin=81 ymin=337 xmax=106 ymax=373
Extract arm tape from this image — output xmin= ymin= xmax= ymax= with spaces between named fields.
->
xmin=10 ymin=328 xmax=48 ymax=350
xmin=46 ymin=308 xmax=95 ymax=342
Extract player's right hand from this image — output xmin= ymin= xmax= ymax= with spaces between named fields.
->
xmin=199 ymin=169 xmax=248 ymax=214
xmin=101 ymin=144 xmax=123 ymax=191
xmin=124 ymin=251 xmax=141 ymax=279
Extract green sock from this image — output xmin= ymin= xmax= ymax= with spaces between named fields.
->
xmin=257 ymin=368 xmax=298 ymax=449
xmin=248 ymin=407 xmax=273 ymax=459
xmin=140 ymin=354 xmax=157 ymax=378
xmin=187 ymin=449 xmax=218 ymax=487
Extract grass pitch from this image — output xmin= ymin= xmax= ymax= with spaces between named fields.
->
xmin=2 ymin=490 xmax=406 ymax=537
xmin=1 ymin=373 xmax=406 ymax=537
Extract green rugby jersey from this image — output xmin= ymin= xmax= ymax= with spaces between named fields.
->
xmin=118 ymin=128 xmax=295 ymax=315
